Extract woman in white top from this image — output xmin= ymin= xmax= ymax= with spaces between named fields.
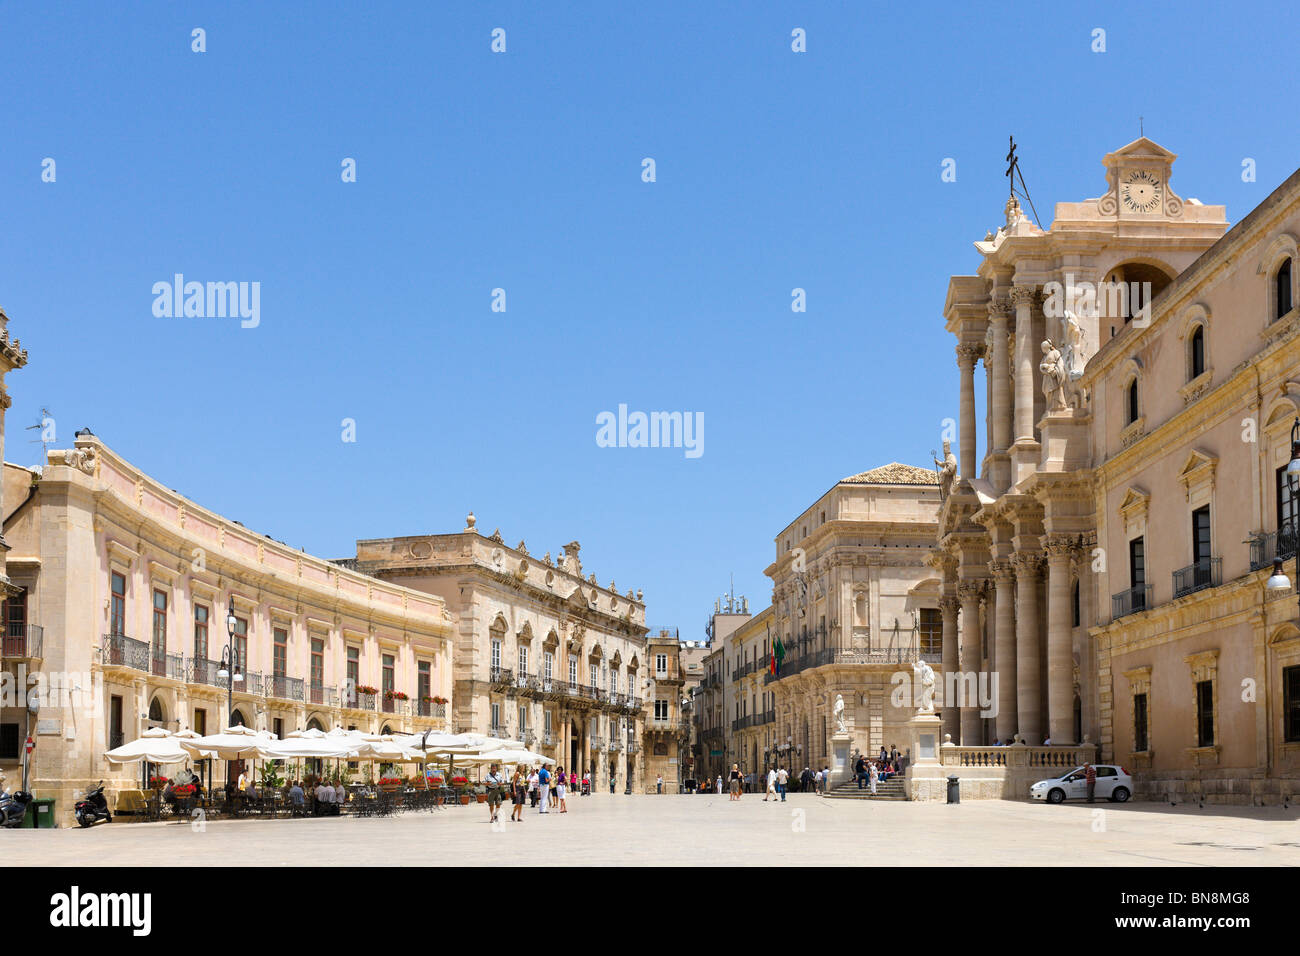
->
xmin=556 ymin=772 xmax=568 ymax=813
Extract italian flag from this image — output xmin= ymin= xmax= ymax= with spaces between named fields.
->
xmin=770 ymin=636 xmax=784 ymax=675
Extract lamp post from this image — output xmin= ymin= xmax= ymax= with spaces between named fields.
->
xmin=1266 ymin=420 xmax=1300 ymax=612
xmin=216 ymin=600 xmax=244 ymax=726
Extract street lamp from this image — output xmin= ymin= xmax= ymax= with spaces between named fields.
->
xmin=216 ymin=599 xmax=244 ymax=726
xmin=1266 ymin=420 xmax=1300 ymax=610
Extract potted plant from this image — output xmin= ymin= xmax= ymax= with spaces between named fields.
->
xmin=378 ymin=775 xmax=404 ymax=792
xmin=452 ymin=775 xmax=470 ymax=805
xmin=149 ymin=775 xmax=170 ymax=791
xmin=384 ymin=690 xmax=409 ymax=701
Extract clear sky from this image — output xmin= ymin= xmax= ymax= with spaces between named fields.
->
xmin=2 ymin=0 xmax=1294 ymax=640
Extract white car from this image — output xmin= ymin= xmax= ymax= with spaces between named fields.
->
xmin=1030 ymin=765 xmax=1131 ymax=804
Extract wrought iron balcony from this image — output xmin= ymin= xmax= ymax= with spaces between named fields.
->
xmin=590 ymin=735 xmax=605 ymax=750
xmin=268 ymin=674 xmax=305 ymax=701
xmin=310 ymin=683 xmax=327 ymax=705
xmin=543 ymin=732 xmax=554 ymax=746
xmin=1173 ymin=557 xmax=1221 ymax=599
xmin=2 ymin=623 xmax=42 ymax=659
xmin=188 ymin=657 xmax=223 ymax=687
xmin=489 ymin=666 xmax=514 ymax=688
xmin=418 ymin=699 xmax=447 ymax=718
xmin=242 ymin=671 xmax=264 ymax=696
xmin=101 ymin=634 xmax=149 ymax=671
xmin=627 ymin=740 xmax=640 ymax=754
xmin=1250 ymin=526 xmax=1297 ymax=571
xmin=1111 ymin=584 xmax=1152 ymax=619
xmin=609 ymin=738 xmax=623 ymax=752
xmin=357 ymin=690 xmax=377 ymax=711
xmin=490 ymin=723 xmax=508 ymax=737
xmin=149 ymin=650 xmax=186 ymax=680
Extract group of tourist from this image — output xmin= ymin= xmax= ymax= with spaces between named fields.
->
xmin=484 ymin=764 xmax=587 ymax=823
xmin=287 ymin=778 xmax=345 ymax=815
xmin=720 ymin=763 xmax=839 ymax=799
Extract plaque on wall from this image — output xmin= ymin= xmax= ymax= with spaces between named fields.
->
xmin=37 ymin=718 xmax=63 ymax=736
xmin=919 ymin=733 xmax=936 ymax=759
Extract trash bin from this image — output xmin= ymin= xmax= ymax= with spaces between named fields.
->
xmin=946 ymin=775 xmax=960 ymax=805
xmin=21 ymin=798 xmax=56 ymax=828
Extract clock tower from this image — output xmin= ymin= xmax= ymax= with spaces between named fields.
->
xmin=1097 ymin=137 xmax=1184 ymax=219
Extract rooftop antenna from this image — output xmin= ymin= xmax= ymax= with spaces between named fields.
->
xmin=26 ymin=407 xmax=54 ymax=460
xmin=1005 ymin=135 xmax=1043 ymax=229
xmin=1140 ymin=115 xmax=1144 ymax=137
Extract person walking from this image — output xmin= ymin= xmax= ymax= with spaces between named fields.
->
xmin=764 ymin=767 xmax=777 ymax=801
xmin=1083 ymin=762 xmax=1097 ymax=803
xmin=557 ymin=769 xmax=568 ymax=813
xmin=776 ymin=766 xmax=788 ymax=802
xmin=715 ymin=774 xmax=723 ymax=795
xmin=510 ymin=765 xmax=526 ymax=822
xmin=868 ymin=760 xmax=879 ymax=795
xmin=528 ymin=768 xmax=540 ymax=808
xmin=728 ymin=764 xmax=741 ymax=801
xmin=485 ymin=763 xmax=504 ymax=823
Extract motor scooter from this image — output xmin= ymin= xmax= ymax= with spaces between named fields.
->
xmin=0 ymin=789 xmax=33 ymax=828
xmin=74 ymin=780 xmax=112 ymax=827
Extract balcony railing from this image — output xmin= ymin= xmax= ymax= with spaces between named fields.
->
xmin=543 ymin=732 xmax=554 ymax=747
xmin=310 ymin=683 xmax=327 ymax=705
xmin=2 ymin=623 xmax=43 ymax=659
xmin=102 ymin=634 xmax=150 ymax=671
xmin=590 ymin=736 xmax=605 ymax=750
xmin=627 ymin=740 xmax=640 ymax=754
xmin=489 ymin=666 xmax=514 ymax=688
xmin=1111 ymin=584 xmax=1152 ymax=620
xmin=418 ymin=699 xmax=447 ymax=718
xmin=243 ymin=672 xmax=264 ymax=696
xmin=1250 ymin=526 xmax=1297 ymax=571
xmin=188 ymin=658 xmax=223 ymax=686
xmin=357 ymin=691 xmax=377 ymax=711
xmin=1173 ymin=557 xmax=1221 ymax=599
xmin=268 ymin=675 xmax=305 ymax=701
xmin=609 ymin=738 xmax=623 ymax=752
xmin=490 ymin=723 xmax=508 ymax=737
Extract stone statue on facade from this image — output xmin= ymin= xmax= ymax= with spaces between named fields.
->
xmin=1039 ymin=340 xmax=1069 ymax=411
xmin=912 ymin=658 xmax=936 ymax=714
xmin=1058 ymin=310 xmax=1088 ymax=408
xmin=932 ymin=439 xmax=957 ymax=500
xmin=832 ymin=694 xmax=847 ymax=734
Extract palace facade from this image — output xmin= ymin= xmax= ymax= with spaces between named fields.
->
xmin=345 ymin=527 xmax=654 ymax=791
xmin=2 ymin=429 xmax=454 ymax=821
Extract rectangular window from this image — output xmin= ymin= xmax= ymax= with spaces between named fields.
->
xmin=517 ymin=645 xmax=528 ymax=676
xmin=0 ymin=723 xmax=18 ymax=760
xmin=491 ymin=701 xmax=500 ymax=730
xmin=1129 ymin=536 xmax=1146 ymax=609
xmin=382 ymin=653 xmax=395 ymax=694
xmin=233 ymin=616 xmax=249 ymax=673
xmin=655 ymin=699 xmax=669 ymax=720
xmin=491 ymin=639 xmax=501 ymax=672
xmin=311 ymin=639 xmax=325 ymax=688
xmin=1192 ymin=505 xmax=1211 ymax=565
xmin=346 ymin=646 xmax=360 ymax=699
xmin=656 ymin=653 xmax=668 ymax=676
xmin=151 ymin=589 xmax=168 ymax=673
xmin=518 ymin=705 xmax=527 ymax=731
xmin=273 ymin=626 xmax=288 ymax=678
xmin=1285 ymin=666 xmax=1300 ymax=743
xmin=1196 ymin=679 xmax=1215 ymax=747
xmin=1133 ymin=693 xmax=1149 ymax=751
xmin=544 ymin=651 xmax=553 ymax=683
xmin=569 ymin=656 xmax=577 ymax=685
xmin=545 ymin=710 xmax=552 ymax=735
xmin=918 ymin=608 xmax=942 ymax=656
xmin=110 ymin=572 xmax=126 ymax=636
xmin=417 ymin=660 xmax=431 ymax=701
xmin=1279 ymin=465 xmax=1298 ymax=539
xmin=193 ymin=604 xmax=209 ymax=661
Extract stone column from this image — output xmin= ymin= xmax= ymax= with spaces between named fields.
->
xmin=1045 ymin=535 xmax=1076 ymax=744
xmin=939 ymin=595 xmax=960 ymax=742
xmin=988 ymin=299 xmax=1012 ymax=456
xmin=990 ymin=561 xmax=1017 ymax=742
xmin=958 ymin=582 xmax=984 ymax=745
xmin=957 ymin=345 xmax=982 ymax=481
xmin=1012 ymin=551 xmax=1043 ymax=744
xmin=1010 ymin=285 xmax=1037 ymax=443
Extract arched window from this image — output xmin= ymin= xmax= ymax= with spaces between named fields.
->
xmin=1126 ymin=378 xmax=1140 ymax=425
xmin=1189 ymin=325 xmax=1206 ymax=380
xmin=1277 ymin=257 xmax=1294 ymax=321
xmin=148 ymin=696 xmax=165 ymax=724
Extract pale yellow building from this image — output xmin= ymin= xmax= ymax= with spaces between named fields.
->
xmin=346 ymin=526 xmax=651 ymax=790
xmin=2 ymin=431 xmax=454 ymax=823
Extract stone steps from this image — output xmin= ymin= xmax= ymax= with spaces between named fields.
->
xmin=824 ymin=777 xmax=908 ymax=801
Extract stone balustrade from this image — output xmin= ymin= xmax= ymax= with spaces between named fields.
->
xmin=908 ymin=741 xmax=1101 ymax=801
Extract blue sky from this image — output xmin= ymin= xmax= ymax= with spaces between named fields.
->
xmin=2 ymin=0 xmax=1294 ymax=638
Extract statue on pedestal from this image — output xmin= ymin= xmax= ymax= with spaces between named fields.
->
xmin=932 ymin=439 xmax=957 ymax=501
xmin=1039 ymin=340 xmax=1069 ymax=411
xmin=832 ymin=694 xmax=847 ymax=734
xmin=912 ymin=658 xmax=936 ymax=714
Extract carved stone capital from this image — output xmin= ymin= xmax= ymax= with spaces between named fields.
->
xmin=956 ymin=581 xmax=985 ymax=603
xmin=956 ymin=343 xmax=985 ymax=367
xmin=1044 ymin=534 xmax=1077 ymax=560
xmin=987 ymin=297 xmax=1014 ymax=321
xmin=1009 ymin=285 xmax=1038 ymax=308
xmin=1011 ymin=550 xmax=1043 ymax=578
xmin=990 ymin=559 xmax=1016 ymax=583
xmin=938 ymin=595 xmax=961 ymax=615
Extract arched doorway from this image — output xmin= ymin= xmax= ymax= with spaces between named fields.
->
xmin=147 ymin=696 xmax=166 ymax=727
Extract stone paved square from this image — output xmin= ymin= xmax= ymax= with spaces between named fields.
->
xmin=10 ymin=793 xmax=1300 ymax=867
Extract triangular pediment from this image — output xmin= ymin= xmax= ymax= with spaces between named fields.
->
xmin=1118 ymin=486 xmax=1150 ymax=518
xmin=1104 ymin=137 xmax=1177 ymax=166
